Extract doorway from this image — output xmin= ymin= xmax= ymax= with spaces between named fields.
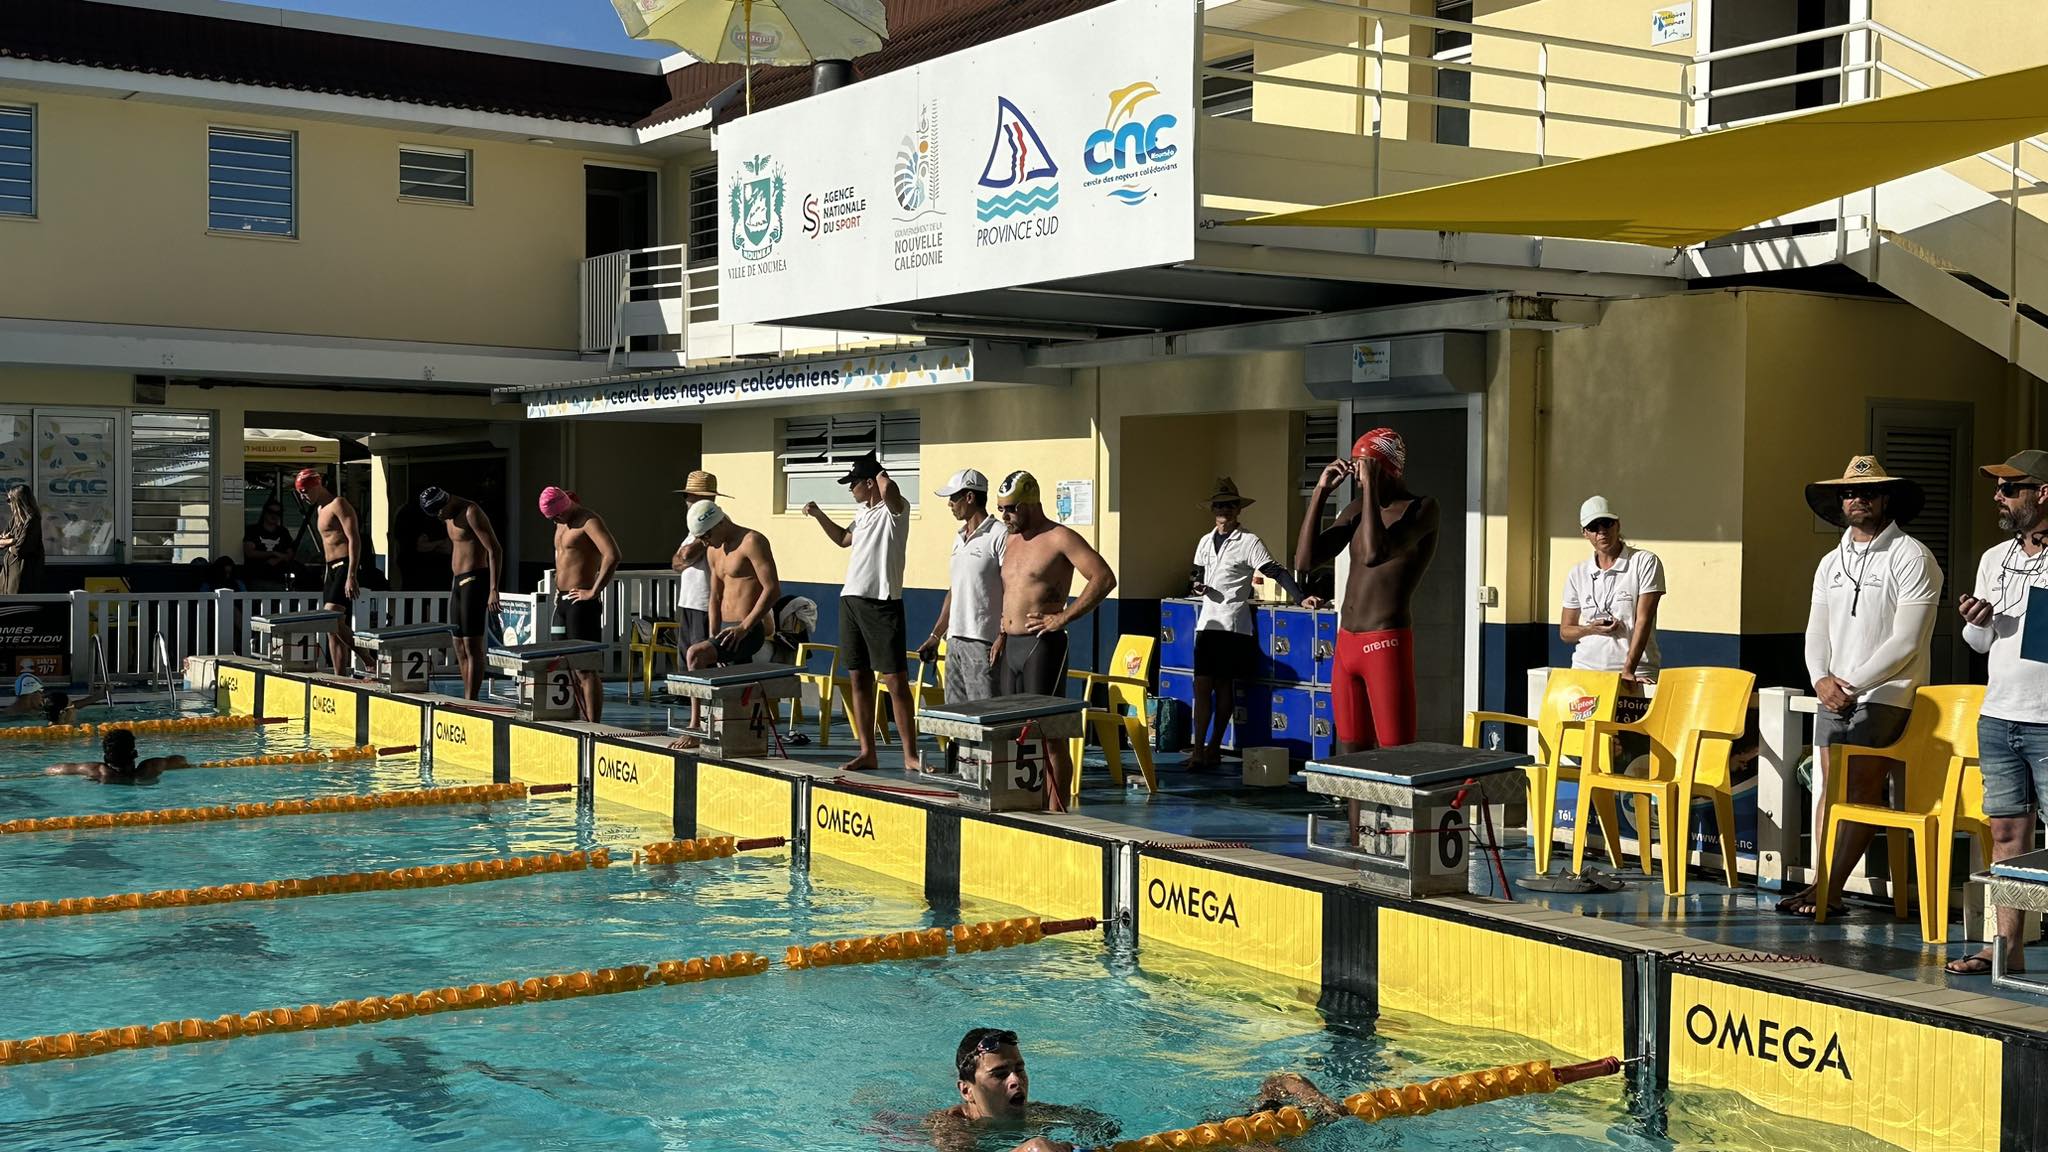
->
xmin=586 ymin=165 xmax=659 ymax=258
xmin=1339 ymin=400 xmax=1478 ymax=744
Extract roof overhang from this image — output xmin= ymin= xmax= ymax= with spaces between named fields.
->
xmin=1238 ymin=63 xmax=2048 ymax=247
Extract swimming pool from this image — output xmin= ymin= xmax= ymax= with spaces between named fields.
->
xmin=0 ymin=703 xmax=1902 ymax=1151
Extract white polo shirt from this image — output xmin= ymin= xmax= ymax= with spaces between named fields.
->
xmin=844 ymin=500 xmax=910 ymax=600
xmin=1562 ymin=546 xmax=1666 ymax=675
xmin=1808 ymin=522 xmax=1942 ymax=709
xmin=947 ymin=515 xmax=1007 ymax=643
xmin=677 ymin=535 xmax=710 ymax=612
xmin=1192 ymin=527 xmax=1275 ymax=636
xmin=1965 ymin=539 xmax=2048 ymax=724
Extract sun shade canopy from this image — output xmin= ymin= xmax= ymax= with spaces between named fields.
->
xmin=1235 ymin=64 xmax=2048 ymax=247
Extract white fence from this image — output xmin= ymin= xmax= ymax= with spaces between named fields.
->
xmin=535 ymin=569 xmax=681 ymax=677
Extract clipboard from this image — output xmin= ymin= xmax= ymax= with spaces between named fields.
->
xmin=2024 ymin=585 xmax=2048 ymax=664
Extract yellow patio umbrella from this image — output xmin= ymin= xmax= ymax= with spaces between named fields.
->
xmin=611 ymin=0 xmax=889 ymax=113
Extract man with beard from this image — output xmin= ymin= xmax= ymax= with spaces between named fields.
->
xmin=1782 ymin=456 xmax=1942 ymax=919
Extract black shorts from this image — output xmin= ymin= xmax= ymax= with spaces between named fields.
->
xmin=451 ymin=570 xmax=490 ymax=639
xmin=713 ymin=624 xmax=767 ymax=666
xmin=678 ymin=607 xmax=711 ymax=649
xmin=321 ymin=560 xmax=352 ymax=610
xmin=998 ymin=630 xmax=1070 ymax=698
xmin=839 ymin=596 xmax=906 ymax=675
xmin=556 ymin=594 xmax=604 ymax=643
xmin=1193 ymin=629 xmax=1258 ymax=679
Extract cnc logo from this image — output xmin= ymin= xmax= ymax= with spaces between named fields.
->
xmin=1082 ymin=81 xmax=1179 ymax=206
xmin=728 ymin=154 xmax=787 ymax=261
xmin=1683 ymin=1005 xmax=1852 ymax=1079
xmin=815 ymin=804 xmax=876 ymax=840
xmin=595 ymin=756 xmax=638 ymax=785
xmin=1147 ymin=878 xmax=1240 ymax=927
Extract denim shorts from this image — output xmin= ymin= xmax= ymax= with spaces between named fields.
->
xmin=1978 ymin=715 xmax=2048 ymax=819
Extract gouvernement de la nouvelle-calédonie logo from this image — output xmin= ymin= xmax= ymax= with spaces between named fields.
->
xmin=729 ymin=154 xmax=787 ymax=261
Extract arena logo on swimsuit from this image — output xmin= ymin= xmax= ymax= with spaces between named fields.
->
xmin=1146 ymin=878 xmax=1239 ymax=927
xmin=1683 ymin=1004 xmax=1851 ymax=1079
xmin=814 ymin=805 xmax=876 ymax=840
xmin=595 ymin=756 xmax=638 ymax=785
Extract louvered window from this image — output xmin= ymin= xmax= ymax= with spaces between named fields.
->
xmin=399 ymin=147 xmax=472 ymax=204
xmin=209 ymin=127 xmax=296 ymax=236
xmin=1872 ymin=402 xmax=1973 ymax=683
xmin=130 ymin=413 xmax=214 ymax=564
xmin=779 ymin=412 xmax=920 ymax=511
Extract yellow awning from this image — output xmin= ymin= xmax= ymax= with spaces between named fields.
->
xmin=1236 ymin=64 xmax=2048 ymax=247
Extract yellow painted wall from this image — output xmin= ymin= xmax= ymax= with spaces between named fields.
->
xmin=0 ymin=87 xmax=591 ymax=348
xmin=516 ymin=420 xmax=698 ymax=566
xmin=1467 ymin=0 xmax=1693 ymax=159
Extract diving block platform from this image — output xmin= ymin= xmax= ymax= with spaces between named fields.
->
xmin=486 ymin=640 xmax=606 ymax=721
xmin=664 ymin=662 xmax=800 ymax=757
xmin=250 ymin=611 xmax=343 ymax=672
xmin=917 ymin=694 xmax=1086 ymax=812
xmin=1304 ymin=743 xmax=1531 ymax=899
xmin=356 ymin=624 xmax=454 ymax=693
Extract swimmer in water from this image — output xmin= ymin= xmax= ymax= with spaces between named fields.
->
xmin=44 ymin=729 xmax=188 ymax=784
xmin=3 ymin=675 xmax=105 ymax=725
xmin=921 ymin=1029 xmax=1119 ymax=1152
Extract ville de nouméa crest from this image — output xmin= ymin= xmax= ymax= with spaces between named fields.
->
xmin=729 ymin=154 xmax=787 ymax=261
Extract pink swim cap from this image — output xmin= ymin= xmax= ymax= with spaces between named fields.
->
xmin=1352 ymin=428 xmax=1406 ymax=478
xmin=538 ymin=486 xmax=575 ymax=519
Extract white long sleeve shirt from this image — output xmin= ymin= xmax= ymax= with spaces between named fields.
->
xmin=1804 ymin=523 xmax=1942 ymax=709
xmin=1965 ymin=538 xmax=2048 ymax=724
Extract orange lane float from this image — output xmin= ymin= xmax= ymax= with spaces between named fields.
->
xmin=635 ymin=835 xmax=786 ymax=865
xmin=0 ymin=783 xmax=529 ymax=837
xmin=1095 ymin=1059 xmax=1624 ymax=1151
xmin=785 ymin=916 xmax=1098 ymax=970
xmin=196 ymin=744 xmax=417 ymax=768
xmin=0 ymin=949 xmax=771 ymax=1068
xmin=0 ymin=716 xmax=285 ymax=742
xmin=0 ymin=849 xmax=611 ymax=922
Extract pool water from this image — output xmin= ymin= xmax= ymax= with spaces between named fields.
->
xmin=0 ymin=704 xmax=1896 ymax=1151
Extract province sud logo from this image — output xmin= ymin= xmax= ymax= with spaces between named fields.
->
xmin=729 ymin=154 xmax=787 ymax=261
xmin=975 ymin=97 xmax=1059 ymax=221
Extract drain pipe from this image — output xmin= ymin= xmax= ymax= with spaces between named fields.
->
xmin=812 ymin=60 xmax=852 ymax=93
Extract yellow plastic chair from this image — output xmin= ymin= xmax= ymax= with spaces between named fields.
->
xmin=627 ymin=615 xmax=681 ymax=701
xmin=1065 ymin=634 xmax=1160 ymax=806
xmin=876 ymin=643 xmax=947 ymax=747
xmin=1813 ymin=685 xmax=1987 ymax=944
xmin=788 ymin=642 xmax=850 ymax=747
xmin=1463 ymin=668 xmax=1627 ymax=875
xmin=1570 ymin=666 xmax=1756 ymax=895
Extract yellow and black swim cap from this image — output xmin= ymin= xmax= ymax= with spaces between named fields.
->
xmin=996 ymin=470 xmax=1041 ymax=505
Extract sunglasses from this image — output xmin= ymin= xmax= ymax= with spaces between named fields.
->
xmin=1837 ymin=487 xmax=1888 ymax=501
xmin=1582 ymin=519 xmax=1617 ymax=533
xmin=997 ymin=504 xmax=1021 ymax=516
xmin=1999 ymin=481 xmax=2044 ymax=498
xmin=1211 ymin=502 xmax=1240 ymax=512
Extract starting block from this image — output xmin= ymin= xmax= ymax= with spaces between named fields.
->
xmin=916 ymin=694 xmax=1086 ymax=812
xmin=486 ymin=641 xmax=606 ymax=720
xmin=355 ymin=624 xmax=454 ymax=693
xmin=1304 ymin=742 xmax=1531 ymax=898
xmin=250 ymin=611 xmax=343 ymax=673
xmin=664 ymin=662 xmax=800 ymax=757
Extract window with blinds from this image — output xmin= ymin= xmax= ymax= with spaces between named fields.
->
xmin=779 ymin=412 xmax=920 ymax=511
xmin=208 ymin=128 xmax=296 ymax=236
xmin=130 ymin=413 xmax=215 ymax=564
xmin=687 ymin=165 xmax=719 ymax=265
xmin=399 ymin=146 xmax=472 ymax=204
xmin=0 ymin=103 xmax=32 ymax=218
xmin=1202 ymin=53 xmax=1253 ymax=119
xmin=1872 ymin=401 xmax=1973 ymax=684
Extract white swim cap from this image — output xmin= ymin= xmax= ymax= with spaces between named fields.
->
xmin=13 ymin=673 xmax=43 ymax=697
xmin=687 ymin=500 xmax=728 ymax=538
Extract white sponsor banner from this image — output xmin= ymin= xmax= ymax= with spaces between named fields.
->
xmin=717 ymin=0 xmax=1196 ymax=325
xmin=523 ymin=346 xmax=974 ymax=418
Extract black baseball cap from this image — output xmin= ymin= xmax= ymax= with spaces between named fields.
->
xmin=837 ymin=451 xmax=884 ymax=486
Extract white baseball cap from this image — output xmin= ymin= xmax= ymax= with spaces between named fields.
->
xmin=935 ymin=469 xmax=989 ymax=498
xmin=686 ymin=500 xmax=728 ymax=537
xmin=1578 ymin=496 xmax=1619 ymax=528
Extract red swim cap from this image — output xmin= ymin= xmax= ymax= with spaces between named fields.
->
xmin=292 ymin=467 xmax=322 ymax=494
xmin=1352 ymin=428 xmax=1406 ymax=478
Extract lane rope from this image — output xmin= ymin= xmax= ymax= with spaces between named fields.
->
xmin=0 ymin=716 xmax=285 ymax=742
xmin=0 ymin=783 xmax=530 ymax=837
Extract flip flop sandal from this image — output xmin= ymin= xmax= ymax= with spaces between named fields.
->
xmin=1944 ymin=955 xmax=2018 ymax=977
xmin=1773 ymin=894 xmax=1848 ymax=917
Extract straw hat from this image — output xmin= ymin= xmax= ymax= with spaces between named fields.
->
xmin=1805 ymin=455 xmax=1923 ymax=527
xmin=672 ymin=470 xmax=728 ymax=499
xmin=1202 ymin=478 xmax=1256 ymax=508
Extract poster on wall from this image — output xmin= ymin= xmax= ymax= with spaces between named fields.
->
xmin=0 ymin=600 xmax=72 ymax=685
xmin=717 ymin=0 xmax=1196 ymax=325
xmin=36 ymin=415 xmax=118 ymax=557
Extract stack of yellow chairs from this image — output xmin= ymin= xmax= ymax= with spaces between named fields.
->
xmin=1065 ymin=634 xmax=1160 ymax=806
xmin=1463 ymin=669 xmax=1627 ymax=875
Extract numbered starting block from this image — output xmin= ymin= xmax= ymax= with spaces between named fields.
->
xmin=916 ymin=694 xmax=1086 ymax=812
xmin=486 ymin=641 xmax=606 ymax=721
xmin=355 ymin=624 xmax=454 ymax=693
xmin=663 ymin=663 xmax=800 ymax=757
xmin=250 ymin=611 xmax=343 ymax=673
xmin=1304 ymin=742 xmax=1531 ymax=899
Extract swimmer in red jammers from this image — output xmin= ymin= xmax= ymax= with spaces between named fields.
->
xmin=44 ymin=728 xmax=187 ymax=784
xmin=1293 ymin=428 xmax=1440 ymax=754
